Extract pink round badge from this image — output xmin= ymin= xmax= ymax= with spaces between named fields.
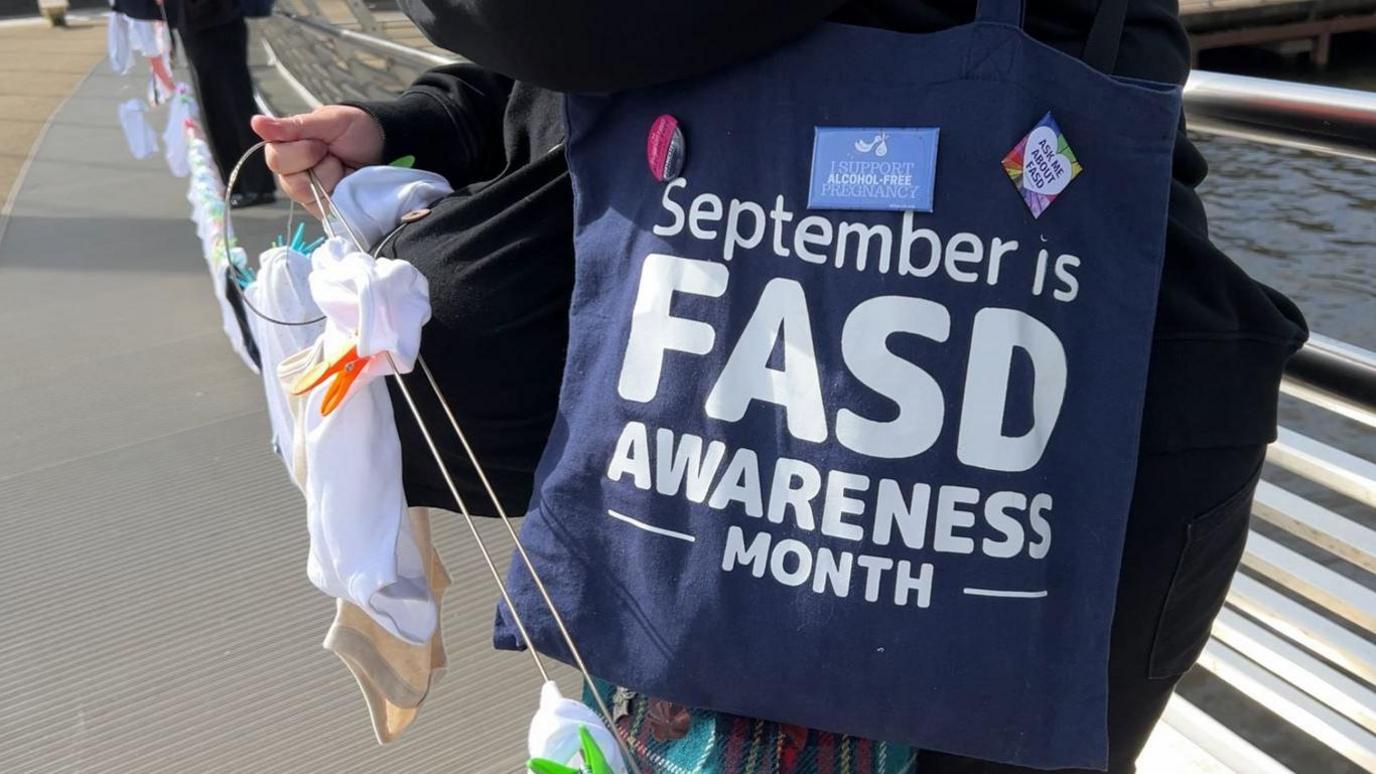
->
xmin=646 ymin=114 xmax=685 ymax=182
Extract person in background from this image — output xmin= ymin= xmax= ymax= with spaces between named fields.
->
xmin=253 ymin=1 xmax=1308 ymax=771
xmin=169 ymin=0 xmax=275 ymax=207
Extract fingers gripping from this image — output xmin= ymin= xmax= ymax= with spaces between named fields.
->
xmin=279 ymin=156 xmax=346 ymax=217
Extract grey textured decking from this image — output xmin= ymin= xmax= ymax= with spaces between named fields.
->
xmin=0 ymin=57 xmax=573 ymax=774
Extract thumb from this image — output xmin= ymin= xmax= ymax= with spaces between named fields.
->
xmin=252 ymin=111 xmax=344 ymax=143
xmin=254 ymin=107 xmax=357 ymax=145
xmin=251 ymin=114 xmax=301 ymax=143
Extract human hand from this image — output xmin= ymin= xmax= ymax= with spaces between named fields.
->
xmin=251 ymin=106 xmax=384 ymax=216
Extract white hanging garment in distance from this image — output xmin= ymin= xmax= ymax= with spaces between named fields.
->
xmin=211 ymin=246 xmax=261 ymax=373
xmin=107 ymin=13 xmax=132 ymax=74
xmin=117 ymin=98 xmax=158 ymax=159
xmin=126 ymin=18 xmax=169 ymax=58
xmin=163 ymin=88 xmax=196 ymax=178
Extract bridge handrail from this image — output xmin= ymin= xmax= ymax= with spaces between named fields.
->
xmin=1184 ymin=70 xmax=1376 ymax=162
xmin=277 ymin=10 xmax=453 ymax=67
xmin=1283 ymin=334 xmax=1376 ymax=429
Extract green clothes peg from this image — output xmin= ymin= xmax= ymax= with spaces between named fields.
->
xmin=526 ymin=760 xmax=579 ymax=774
xmin=526 ymin=725 xmax=616 ymax=774
xmin=579 ymin=726 xmax=615 ymax=774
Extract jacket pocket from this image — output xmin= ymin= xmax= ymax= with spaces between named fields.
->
xmin=1148 ymin=465 xmax=1263 ymax=679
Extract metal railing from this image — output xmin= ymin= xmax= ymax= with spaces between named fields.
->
xmin=257 ymin=9 xmax=447 ymax=105
xmin=1283 ymin=334 xmax=1376 ymax=430
xmin=254 ymin=7 xmax=1376 ymax=771
xmin=1184 ymin=70 xmax=1376 ymax=162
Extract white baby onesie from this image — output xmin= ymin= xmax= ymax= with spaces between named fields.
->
xmin=296 ymin=237 xmax=434 ymax=644
xmin=107 ymin=13 xmax=132 ymax=74
xmin=325 ymin=165 xmax=453 ymax=249
xmin=162 ymin=88 xmax=196 ymax=178
xmin=245 ymin=245 xmax=324 ymax=481
xmin=126 ymin=18 xmax=169 ymax=58
xmin=117 ymin=98 xmax=158 ymax=160
xmin=527 ymin=681 xmax=628 ymax=774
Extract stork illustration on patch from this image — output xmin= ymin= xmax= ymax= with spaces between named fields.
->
xmin=853 ymin=132 xmax=890 ymax=156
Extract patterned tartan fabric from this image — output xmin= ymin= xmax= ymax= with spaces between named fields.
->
xmin=585 ymin=681 xmax=917 ymax=774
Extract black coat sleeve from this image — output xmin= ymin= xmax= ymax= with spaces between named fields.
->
xmin=397 ymin=0 xmax=846 ymax=93
xmin=349 ymin=62 xmax=515 ymax=185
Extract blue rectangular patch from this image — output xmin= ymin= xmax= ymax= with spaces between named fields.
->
xmin=808 ymin=127 xmax=939 ymax=212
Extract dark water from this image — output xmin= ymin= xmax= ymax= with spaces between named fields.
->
xmin=1196 ymin=134 xmax=1376 ymax=354
xmin=1194 ymin=131 xmax=1376 ymax=487
xmin=1192 ymin=39 xmax=1376 ymax=493
xmin=1195 ymin=37 xmax=1376 ymax=352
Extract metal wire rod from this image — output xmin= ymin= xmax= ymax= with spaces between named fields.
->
xmin=414 ymin=356 xmax=640 ymax=770
xmin=382 ymin=351 xmax=550 ymax=683
xmin=221 ymin=140 xmax=327 ymax=326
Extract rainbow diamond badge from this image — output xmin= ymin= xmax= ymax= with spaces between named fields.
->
xmin=1002 ymin=112 xmax=1082 ymax=219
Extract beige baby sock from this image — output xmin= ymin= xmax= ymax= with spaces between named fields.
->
xmin=324 ymin=507 xmax=451 ymax=743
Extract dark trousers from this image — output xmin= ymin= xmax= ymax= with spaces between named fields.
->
xmin=179 ymin=16 xmax=274 ymax=195
xmin=917 ymin=444 xmax=1266 ymax=773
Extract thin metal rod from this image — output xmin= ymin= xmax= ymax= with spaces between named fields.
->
xmin=221 ymin=140 xmax=326 ymax=327
xmin=383 ymin=353 xmax=550 ymax=683
xmin=306 ymin=176 xmax=338 ymax=240
xmin=309 ymin=169 xmax=367 ymax=249
xmin=415 ymin=356 xmax=643 ymax=774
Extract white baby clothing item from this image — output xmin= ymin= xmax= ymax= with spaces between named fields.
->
xmin=274 ymin=356 xmax=449 ymax=743
xmin=107 ymin=13 xmax=132 ymax=74
xmin=324 ymin=508 xmax=450 ymax=744
xmin=308 ymin=237 xmax=430 ymax=370
xmin=186 ymin=142 xmax=223 ymax=247
xmin=325 ymin=165 xmax=454 ymax=249
xmin=297 ymin=237 xmax=434 ymax=644
xmin=126 ymin=18 xmax=169 ymax=58
xmin=209 ymin=246 xmax=260 ymax=373
xmin=117 ymin=98 xmax=158 ymax=160
xmin=245 ymin=246 xmax=323 ymax=482
xmin=528 ymin=681 xmax=628 ymax=774
xmin=162 ymin=88 xmax=196 ymax=178
xmin=278 ymin=339 xmax=323 ymax=487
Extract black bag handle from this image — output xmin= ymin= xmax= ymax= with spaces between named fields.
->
xmin=1082 ymin=0 xmax=1132 ymax=73
xmin=977 ymin=0 xmax=1132 ymax=74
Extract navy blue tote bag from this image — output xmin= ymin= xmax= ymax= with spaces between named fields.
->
xmin=497 ymin=0 xmax=1182 ymax=767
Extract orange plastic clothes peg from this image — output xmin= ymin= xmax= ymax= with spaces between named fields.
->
xmin=290 ymin=341 xmax=375 ymax=416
